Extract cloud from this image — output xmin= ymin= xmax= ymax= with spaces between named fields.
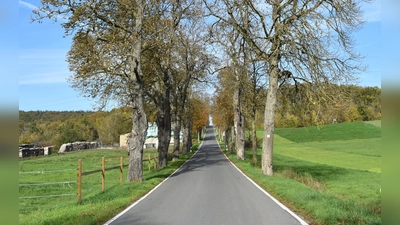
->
xmin=19 ymin=49 xmax=72 ymax=85
xmin=358 ymin=41 xmax=379 ymax=49
xmin=19 ymin=0 xmax=67 ymax=23
xmin=362 ymin=0 xmax=381 ymax=23
xmin=364 ymin=10 xmax=381 ymax=23
xmin=19 ymin=49 xmax=68 ymax=61
xmin=19 ymin=1 xmax=37 ymax=10
xmin=19 ymin=72 xmax=69 ymax=85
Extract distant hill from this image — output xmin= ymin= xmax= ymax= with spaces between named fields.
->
xmin=19 ymin=108 xmax=131 ymax=148
xmin=19 ymin=110 xmax=96 ymax=123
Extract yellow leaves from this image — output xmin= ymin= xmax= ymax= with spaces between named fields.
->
xmin=344 ymin=105 xmax=362 ymax=122
xmin=191 ymin=98 xmax=210 ymax=131
xmin=275 ymin=84 xmax=381 ymax=127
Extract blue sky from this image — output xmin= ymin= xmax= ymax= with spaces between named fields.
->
xmin=17 ymin=0 xmax=382 ymax=112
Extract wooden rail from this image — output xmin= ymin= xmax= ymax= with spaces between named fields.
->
xmin=77 ymin=154 xmax=158 ymax=201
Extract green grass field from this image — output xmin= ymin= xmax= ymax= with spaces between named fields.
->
xmin=274 ymin=121 xmax=381 ymax=143
xmin=222 ymin=121 xmax=381 ymax=224
xmin=19 ymin=143 xmax=200 ymax=225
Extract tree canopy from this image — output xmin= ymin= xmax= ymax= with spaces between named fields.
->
xmin=205 ymin=0 xmax=371 ymax=175
xmin=29 ymin=0 xmax=377 ymax=179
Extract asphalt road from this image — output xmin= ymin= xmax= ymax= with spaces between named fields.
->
xmin=106 ymin=126 xmax=307 ymax=225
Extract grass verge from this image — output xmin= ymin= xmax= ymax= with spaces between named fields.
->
xmin=221 ymin=147 xmax=381 ymax=225
xmin=218 ymin=122 xmax=381 ymax=224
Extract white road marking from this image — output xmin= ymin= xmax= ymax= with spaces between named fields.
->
xmin=216 ymin=138 xmax=309 ymax=225
xmin=104 ymin=141 xmax=203 ymax=225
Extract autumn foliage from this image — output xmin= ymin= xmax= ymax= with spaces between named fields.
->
xmin=191 ymin=97 xmax=210 ymax=134
xmin=212 ymin=68 xmax=234 ymax=130
xmin=19 ymin=108 xmax=132 ymax=150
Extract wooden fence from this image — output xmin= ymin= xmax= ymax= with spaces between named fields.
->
xmin=77 ymin=154 xmax=158 ymax=201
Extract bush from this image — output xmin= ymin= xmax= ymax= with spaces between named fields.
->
xmin=280 ymin=114 xmax=300 ymax=128
xmin=358 ymin=105 xmax=380 ymax=121
xmin=53 ymin=123 xmax=85 ymax=150
xmin=345 ymin=105 xmax=363 ymax=122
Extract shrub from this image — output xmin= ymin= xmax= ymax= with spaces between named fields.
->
xmin=344 ymin=105 xmax=363 ymax=122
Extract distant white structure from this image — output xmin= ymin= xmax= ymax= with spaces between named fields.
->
xmin=147 ymin=122 xmax=158 ymax=138
xmin=120 ymin=122 xmax=181 ymax=149
xmin=144 ymin=137 xmax=158 ymax=149
xmin=209 ymin=114 xmax=213 ymax=126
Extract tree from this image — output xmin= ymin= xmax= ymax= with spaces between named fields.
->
xmin=54 ymin=121 xmax=85 ymax=148
xmin=191 ymin=95 xmax=210 ymax=141
xmin=141 ymin=13 xmax=173 ymax=168
xmin=205 ymin=0 xmax=368 ymax=175
xmin=212 ymin=68 xmax=235 ymax=152
xmin=171 ymin=22 xmax=212 ymax=160
xmin=141 ymin=0 xmax=213 ymax=165
xmin=141 ymin=0 xmax=199 ymax=167
xmin=243 ymin=59 xmax=268 ymax=165
xmin=208 ymin=21 xmax=248 ymax=159
xmin=181 ymin=87 xmax=193 ymax=154
xmin=96 ymin=108 xmax=131 ymax=146
xmin=34 ymin=0 xmax=149 ymax=182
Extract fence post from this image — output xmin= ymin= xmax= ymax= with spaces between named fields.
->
xmin=148 ymin=154 xmax=151 ymax=171
xmin=102 ymin=157 xmax=105 ymax=191
xmin=77 ymin=159 xmax=82 ymax=201
xmin=120 ymin=157 xmax=123 ymax=184
xmin=153 ymin=153 xmax=157 ymax=170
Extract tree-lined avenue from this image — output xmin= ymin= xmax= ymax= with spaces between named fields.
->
xmin=106 ymin=126 xmax=306 ymax=225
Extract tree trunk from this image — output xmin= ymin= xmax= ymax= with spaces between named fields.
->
xmin=187 ymin=119 xmax=192 ymax=152
xmin=235 ymin=4 xmax=249 ymax=161
xmin=252 ymin=118 xmax=257 ymax=165
xmin=182 ymin=101 xmax=192 ymax=153
xmin=172 ymin=85 xmax=188 ymax=159
xmin=224 ymin=127 xmax=230 ymax=152
xmin=234 ymin=87 xmax=245 ymax=160
xmin=127 ymin=1 xmax=146 ymax=182
xmin=156 ymin=78 xmax=171 ymax=168
xmin=172 ymin=118 xmax=181 ymax=160
xmin=127 ymin=85 xmax=147 ymax=182
xmin=197 ymin=129 xmax=201 ymax=142
xmin=156 ymin=113 xmax=170 ymax=168
xmin=262 ymin=54 xmax=279 ymax=176
xmin=225 ymin=126 xmax=235 ymax=153
xmin=231 ymin=126 xmax=236 ymax=153
xmin=182 ymin=123 xmax=189 ymax=154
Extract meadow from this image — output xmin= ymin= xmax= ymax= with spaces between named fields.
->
xmin=221 ymin=121 xmax=381 ymax=224
xmin=19 ymin=144 xmax=200 ymax=225
xmin=19 ymin=121 xmax=381 ymax=224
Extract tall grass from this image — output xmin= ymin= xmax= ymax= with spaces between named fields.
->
xmin=19 ymin=142 xmax=201 ymax=225
xmin=221 ymin=121 xmax=381 ymax=224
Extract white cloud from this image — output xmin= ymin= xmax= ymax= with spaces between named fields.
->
xmin=19 ymin=72 xmax=69 ymax=85
xmin=362 ymin=0 xmax=381 ymax=22
xmin=358 ymin=41 xmax=379 ymax=49
xmin=19 ymin=0 xmax=67 ymax=23
xmin=19 ymin=49 xmax=72 ymax=85
xmin=19 ymin=1 xmax=37 ymax=10
xmin=364 ymin=10 xmax=381 ymax=23
xmin=19 ymin=49 xmax=68 ymax=61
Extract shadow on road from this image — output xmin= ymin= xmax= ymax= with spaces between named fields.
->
xmin=170 ymin=127 xmax=229 ymax=178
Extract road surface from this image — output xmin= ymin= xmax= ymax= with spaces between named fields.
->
xmin=106 ymin=126 xmax=307 ymax=225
